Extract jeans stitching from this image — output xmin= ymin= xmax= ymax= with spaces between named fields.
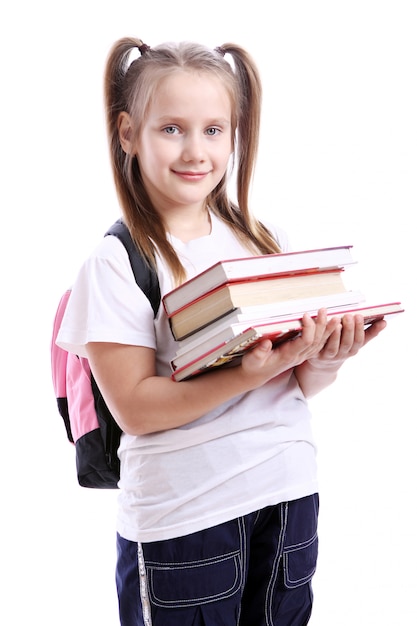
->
xmin=282 ymin=533 xmax=318 ymax=586
xmin=147 ymin=550 xmax=243 ymax=607
xmin=237 ymin=516 xmax=245 ymax=624
xmin=144 ymin=550 xmax=239 ymax=568
xmin=265 ymin=501 xmax=288 ymax=626
xmin=284 ymin=532 xmax=318 ymax=553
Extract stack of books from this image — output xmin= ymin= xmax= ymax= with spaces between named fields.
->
xmin=162 ymin=245 xmax=403 ymax=381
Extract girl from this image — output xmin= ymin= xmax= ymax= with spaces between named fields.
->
xmin=57 ymin=37 xmax=386 ymax=626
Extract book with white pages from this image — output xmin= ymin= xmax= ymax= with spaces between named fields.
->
xmin=174 ymin=289 xmax=367 ymax=354
xmin=163 ymin=244 xmax=356 ymax=316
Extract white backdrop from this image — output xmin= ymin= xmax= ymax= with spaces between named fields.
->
xmin=1 ymin=1 xmax=415 ymax=624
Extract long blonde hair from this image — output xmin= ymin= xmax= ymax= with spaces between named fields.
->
xmin=104 ymin=37 xmax=281 ymax=284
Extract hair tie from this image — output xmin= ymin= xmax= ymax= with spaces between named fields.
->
xmin=138 ymin=40 xmax=151 ymax=55
xmin=215 ymin=46 xmax=226 ymax=57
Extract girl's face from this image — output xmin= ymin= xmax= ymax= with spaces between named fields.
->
xmin=122 ymin=71 xmax=233 ymax=218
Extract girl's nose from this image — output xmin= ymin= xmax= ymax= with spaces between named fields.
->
xmin=181 ymin=133 xmax=205 ymax=162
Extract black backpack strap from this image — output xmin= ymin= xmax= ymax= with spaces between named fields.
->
xmin=105 ymin=219 xmax=160 ymax=317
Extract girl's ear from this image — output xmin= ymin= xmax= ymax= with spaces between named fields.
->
xmin=118 ymin=112 xmax=134 ymax=154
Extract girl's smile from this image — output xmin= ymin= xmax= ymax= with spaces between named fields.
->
xmin=172 ymin=170 xmax=211 ymax=181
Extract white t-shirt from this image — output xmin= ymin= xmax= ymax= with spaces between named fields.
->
xmin=57 ymin=213 xmax=318 ymax=542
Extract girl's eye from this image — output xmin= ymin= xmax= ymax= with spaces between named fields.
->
xmin=206 ymin=127 xmax=220 ymax=136
xmin=164 ymin=126 xmax=178 ymax=135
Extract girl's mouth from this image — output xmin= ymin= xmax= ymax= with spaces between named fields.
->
xmin=173 ymin=170 xmax=209 ymax=181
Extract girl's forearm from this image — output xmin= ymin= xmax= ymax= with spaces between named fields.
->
xmin=110 ymin=364 xmax=256 ymax=435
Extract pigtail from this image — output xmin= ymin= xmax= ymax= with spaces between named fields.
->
xmin=104 ymin=37 xmax=141 ymax=194
xmin=104 ymin=38 xmax=169 ymax=271
xmin=211 ymin=44 xmax=281 ymax=254
xmin=220 ymin=44 xmax=261 ymax=213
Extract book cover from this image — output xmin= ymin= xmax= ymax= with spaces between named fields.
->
xmin=171 ymin=302 xmax=404 ymax=381
xmin=163 ymin=245 xmax=356 ymax=316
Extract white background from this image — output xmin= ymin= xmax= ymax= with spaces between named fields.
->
xmin=1 ymin=1 xmax=416 ymax=624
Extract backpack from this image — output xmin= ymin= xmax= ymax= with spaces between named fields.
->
xmin=51 ymin=219 xmax=160 ymax=489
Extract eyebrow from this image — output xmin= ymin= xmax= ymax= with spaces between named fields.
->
xmin=156 ymin=116 xmax=231 ymax=126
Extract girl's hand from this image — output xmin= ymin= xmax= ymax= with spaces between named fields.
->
xmin=240 ymin=308 xmax=337 ymax=386
xmin=307 ymin=314 xmax=387 ymax=370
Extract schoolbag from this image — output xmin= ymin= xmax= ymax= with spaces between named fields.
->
xmin=51 ymin=219 xmax=160 ymax=489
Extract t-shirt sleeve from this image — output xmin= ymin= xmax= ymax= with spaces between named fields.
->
xmin=56 ymin=236 xmax=156 ymax=357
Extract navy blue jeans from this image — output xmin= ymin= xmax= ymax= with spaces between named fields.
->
xmin=116 ymin=493 xmax=319 ymax=626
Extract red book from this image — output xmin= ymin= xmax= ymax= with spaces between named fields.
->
xmin=167 ymin=269 xmax=356 ymax=340
xmin=171 ymin=302 xmax=404 ymax=381
xmin=163 ymin=245 xmax=356 ymax=317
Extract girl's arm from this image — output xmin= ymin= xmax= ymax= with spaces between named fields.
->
xmin=85 ymin=310 xmax=333 ymax=435
xmin=294 ymin=314 xmax=387 ymax=397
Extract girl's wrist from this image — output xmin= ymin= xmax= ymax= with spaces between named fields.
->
xmin=303 ymin=356 xmax=344 ymax=373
